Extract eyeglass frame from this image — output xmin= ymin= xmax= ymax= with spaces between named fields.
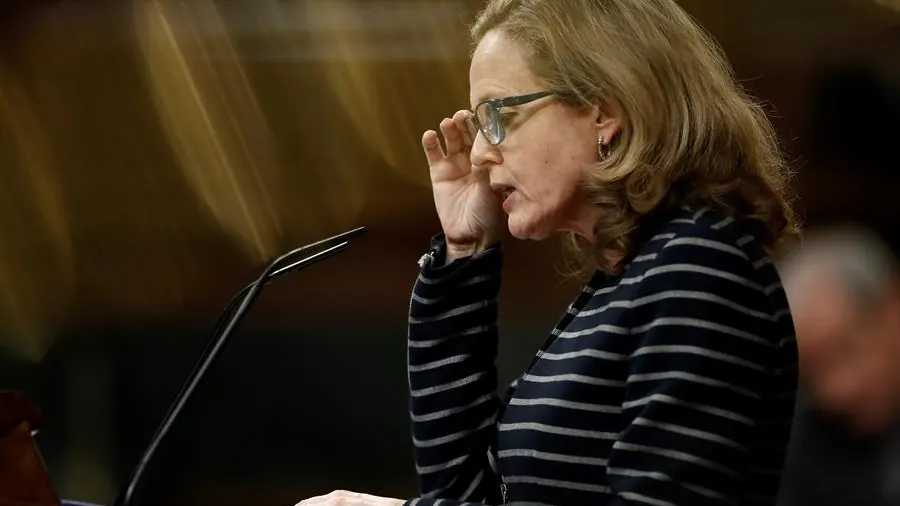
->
xmin=468 ymin=90 xmax=554 ymax=145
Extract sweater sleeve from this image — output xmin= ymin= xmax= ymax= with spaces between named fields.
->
xmin=606 ymin=230 xmax=795 ymax=505
xmin=405 ymin=235 xmax=505 ymax=506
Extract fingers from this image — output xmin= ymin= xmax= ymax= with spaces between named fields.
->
xmin=295 ymin=490 xmax=352 ymax=505
xmin=422 ymin=110 xmax=475 ymax=167
xmin=452 ymin=110 xmax=475 ymax=148
xmin=294 ymin=490 xmax=402 ymax=506
xmin=422 ymin=129 xmax=445 ymax=166
xmin=439 ymin=117 xmax=464 ymax=155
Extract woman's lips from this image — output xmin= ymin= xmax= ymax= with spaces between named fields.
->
xmin=491 ymin=183 xmax=516 ymax=213
xmin=501 ymin=190 xmax=515 ymax=213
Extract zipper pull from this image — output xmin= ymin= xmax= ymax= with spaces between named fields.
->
xmin=500 ymin=482 xmax=508 ymax=504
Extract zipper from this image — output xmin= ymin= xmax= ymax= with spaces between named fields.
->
xmin=520 ymin=276 xmax=601 ymax=376
xmin=493 ymin=306 xmax=576 ymax=505
xmin=495 ymin=275 xmax=603 ymax=505
xmin=487 ymin=443 xmax=508 ymax=504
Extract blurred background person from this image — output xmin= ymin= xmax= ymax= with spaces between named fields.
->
xmin=778 ymin=225 xmax=900 ymax=506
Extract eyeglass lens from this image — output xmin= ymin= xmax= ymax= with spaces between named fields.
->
xmin=474 ymin=102 xmax=503 ymax=145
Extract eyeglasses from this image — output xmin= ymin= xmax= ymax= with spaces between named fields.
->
xmin=469 ymin=91 xmax=554 ymax=145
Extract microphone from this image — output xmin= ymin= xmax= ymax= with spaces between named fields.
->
xmin=113 ymin=226 xmax=367 ymax=506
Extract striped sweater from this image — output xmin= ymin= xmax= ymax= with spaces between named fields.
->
xmin=406 ymin=206 xmax=797 ymax=506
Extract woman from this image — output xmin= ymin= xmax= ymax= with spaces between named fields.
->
xmin=298 ymin=0 xmax=798 ymax=504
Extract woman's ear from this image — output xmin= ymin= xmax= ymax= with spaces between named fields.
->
xmin=595 ymin=99 xmax=622 ymax=143
xmin=597 ymin=117 xmax=621 ymax=144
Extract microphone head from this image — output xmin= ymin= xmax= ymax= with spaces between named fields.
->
xmin=296 ymin=226 xmax=366 ymax=255
xmin=334 ymin=226 xmax=367 ymax=242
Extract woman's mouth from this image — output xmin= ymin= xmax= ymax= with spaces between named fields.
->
xmin=491 ymin=183 xmax=516 ymax=213
xmin=501 ymin=190 xmax=515 ymax=212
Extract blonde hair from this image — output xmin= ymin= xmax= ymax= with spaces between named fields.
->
xmin=471 ymin=0 xmax=800 ymax=275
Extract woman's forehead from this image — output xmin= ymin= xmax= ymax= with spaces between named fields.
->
xmin=469 ymin=32 xmax=541 ymax=106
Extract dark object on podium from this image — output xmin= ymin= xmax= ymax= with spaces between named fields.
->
xmin=0 ymin=390 xmax=60 ymax=506
xmin=114 ymin=226 xmax=366 ymax=506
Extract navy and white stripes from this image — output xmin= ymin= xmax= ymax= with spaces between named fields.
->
xmin=407 ymin=207 xmax=797 ymax=506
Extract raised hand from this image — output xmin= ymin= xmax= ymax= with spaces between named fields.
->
xmin=422 ymin=110 xmax=505 ymax=262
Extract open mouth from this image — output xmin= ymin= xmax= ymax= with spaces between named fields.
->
xmin=490 ymin=183 xmax=516 ymax=212
xmin=491 ymin=183 xmax=515 ymax=201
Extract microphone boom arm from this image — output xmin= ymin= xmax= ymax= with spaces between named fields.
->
xmin=114 ymin=227 xmax=365 ymax=506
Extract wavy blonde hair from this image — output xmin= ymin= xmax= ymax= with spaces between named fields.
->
xmin=471 ymin=0 xmax=800 ymax=275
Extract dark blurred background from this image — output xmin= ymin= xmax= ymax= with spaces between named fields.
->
xmin=0 ymin=0 xmax=898 ymax=505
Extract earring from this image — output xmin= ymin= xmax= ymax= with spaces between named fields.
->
xmin=597 ymin=136 xmax=611 ymax=161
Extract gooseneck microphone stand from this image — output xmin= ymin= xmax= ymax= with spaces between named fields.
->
xmin=113 ymin=226 xmax=367 ymax=506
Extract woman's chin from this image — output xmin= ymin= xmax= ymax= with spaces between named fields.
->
xmin=508 ymin=227 xmax=529 ymax=240
xmin=507 ymin=214 xmax=553 ymax=241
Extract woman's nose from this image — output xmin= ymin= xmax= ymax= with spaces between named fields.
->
xmin=470 ymin=131 xmax=501 ymax=170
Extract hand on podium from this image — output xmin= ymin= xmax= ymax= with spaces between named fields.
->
xmin=295 ymin=490 xmax=404 ymax=506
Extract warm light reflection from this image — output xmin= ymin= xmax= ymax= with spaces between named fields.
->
xmin=0 ymin=61 xmax=74 ymax=360
xmin=134 ymin=0 xmax=283 ymax=262
xmin=227 ymin=1 xmax=373 ymax=241
xmin=874 ymin=0 xmax=900 ymax=12
xmin=307 ymin=0 xmax=471 ymax=186
xmin=6 ymin=0 xmax=891 ymax=361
